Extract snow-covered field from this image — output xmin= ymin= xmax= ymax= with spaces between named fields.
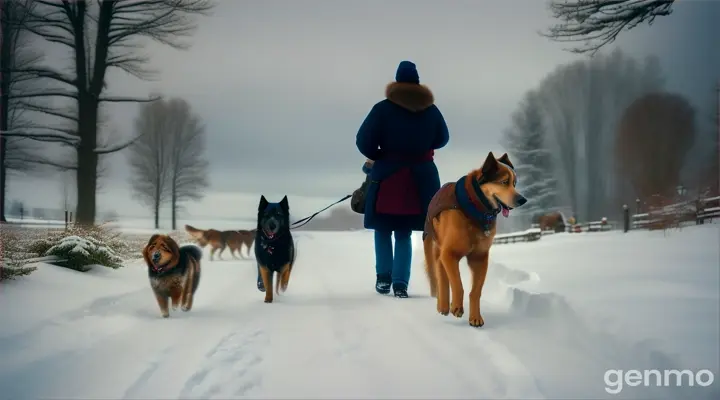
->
xmin=0 ymin=224 xmax=718 ymax=399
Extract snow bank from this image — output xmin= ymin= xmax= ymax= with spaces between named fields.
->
xmin=0 ymin=225 xmax=717 ymax=399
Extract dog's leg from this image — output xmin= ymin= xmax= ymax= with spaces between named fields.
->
xmin=181 ymin=259 xmax=197 ymax=312
xmin=467 ymin=251 xmax=489 ymax=327
xmin=209 ymin=247 xmax=216 ymax=261
xmin=434 ymin=243 xmax=450 ymax=316
xmin=277 ymin=263 xmax=291 ymax=294
xmin=440 ymin=249 xmax=464 ymax=318
xmin=423 ymin=236 xmax=437 ymax=298
xmin=154 ymin=290 xmax=170 ymax=318
xmin=170 ymin=288 xmax=181 ymax=310
xmin=259 ymin=266 xmax=274 ymax=303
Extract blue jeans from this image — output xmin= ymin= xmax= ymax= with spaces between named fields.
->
xmin=374 ymin=229 xmax=412 ymax=288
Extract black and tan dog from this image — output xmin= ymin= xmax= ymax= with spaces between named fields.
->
xmin=254 ymin=195 xmax=296 ymax=303
xmin=423 ymin=152 xmax=527 ymax=327
xmin=185 ymin=225 xmax=255 ymax=260
xmin=142 ymin=234 xmax=202 ymax=318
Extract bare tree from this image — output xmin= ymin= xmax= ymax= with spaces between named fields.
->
xmin=543 ymin=0 xmax=675 ymax=55
xmin=1 ymin=0 xmax=72 ymax=222
xmin=127 ymin=99 xmax=172 ymax=229
xmin=126 ymin=97 xmax=208 ymax=229
xmin=502 ymin=90 xmax=558 ymax=217
xmin=165 ymin=98 xmax=209 ymax=230
xmin=615 ymin=92 xmax=696 ymax=199
xmin=532 ymin=49 xmax=665 ymax=220
xmin=12 ymin=0 xmax=214 ymax=226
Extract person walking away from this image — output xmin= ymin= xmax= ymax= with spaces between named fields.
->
xmin=356 ymin=60 xmax=449 ymax=298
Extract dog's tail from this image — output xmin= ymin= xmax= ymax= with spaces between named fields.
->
xmin=423 ymin=233 xmax=437 ymax=298
xmin=185 ymin=224 xmax=205 ymax=239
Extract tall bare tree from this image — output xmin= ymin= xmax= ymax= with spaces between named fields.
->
xmin=1 ymin=0 xmax=70 ymax=222
xmin=127 ymin=99 xmax=172 ymax=229
xmin=525 ymin=49 xmax=665 ymax=220
xmin=14 ymin=0 xmax=213 ymax=226
xmin=127 ymin=97 xmax=208 ymax=229
xmin=543 ymin=0 xmax=675 ymax=55
xmin=164 ymin=98 xmax=209 ymax=230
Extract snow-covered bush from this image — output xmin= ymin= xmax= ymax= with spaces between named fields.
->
xmin=44 ymin=235 xmax=124 ymax=272
xmin=0 ymin=230 xmax=37 ymax=282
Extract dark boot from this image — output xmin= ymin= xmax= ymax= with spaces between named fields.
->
xmin=375 ymin=273 xmax=391 ymax=294
xmin=393 ymin=282 xmax=408 ymax=298
xmin=256 ymin=264 xmax=265 ymax=292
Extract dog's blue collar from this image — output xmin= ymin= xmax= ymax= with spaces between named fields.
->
xmin=455 ymin=176 xmax=500 ymax=231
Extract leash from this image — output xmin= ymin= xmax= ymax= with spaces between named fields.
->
xmin=290 ymin=194 xmax=352 ymax=230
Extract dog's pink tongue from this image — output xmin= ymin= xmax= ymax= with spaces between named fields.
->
xmin=502 ymin=208 xmax=510 ymax=218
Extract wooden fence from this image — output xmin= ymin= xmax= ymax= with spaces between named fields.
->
xmin=493 ymin=228 xmax=542 ymax=244
xmin=630 ymin=196 xmax=720 ymax=230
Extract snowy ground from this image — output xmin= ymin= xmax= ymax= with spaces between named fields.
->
xmin=0 ymin=224 xmax=718 ymax=399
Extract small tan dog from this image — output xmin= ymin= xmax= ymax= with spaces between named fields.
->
xmin=142 ymin=234 xmax=202 ymax=318
xmin=423 ymin=152 xmax=527 ymax=327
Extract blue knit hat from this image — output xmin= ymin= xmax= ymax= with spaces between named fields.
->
xmin=395 ymin=60 xmax=419 ymax=84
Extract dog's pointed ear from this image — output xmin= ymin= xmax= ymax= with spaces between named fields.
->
xmin=280 ymin=195 xmax=289 ymax=210
xmin=498 ymin=153 xmax=514 ymax=169
xmin=259 ymin=195 xmax=269 ymax=211
xmin=481 ymin=152 xmax=499 ymax=178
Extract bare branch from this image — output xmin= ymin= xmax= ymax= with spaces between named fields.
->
xmin=8 ymin=90 xmax=79 ymax=100
xmin=1 ymin=129 xmax=79 ymax=145
xmin=542 ymin=0 xmax=675 ymax=55
xmin=98 ymin=94 xmax=160 ymax=103
xmin=11 ymin=67 xmax=77 ymax=86
xmin=95 ymin=132 xmax=144 ymax=154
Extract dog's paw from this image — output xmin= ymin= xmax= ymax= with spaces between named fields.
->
xmin=264 ymin=298 xmax=273 ymax=303
xmin=450 ymin=304 xmax=464 ymax=318
xmin=437 ymin=303 xmax=449 ymax=316
xmin=161 ymin=312 xmax=170 ymax=318
xmin=181 ymin=305 xmax=191 ymax=312
xmin=468 ymin=314 xmax=484 ymax=327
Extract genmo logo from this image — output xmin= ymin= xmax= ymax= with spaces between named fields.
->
xmin=604 ymin=369 xmax=715 ymax=394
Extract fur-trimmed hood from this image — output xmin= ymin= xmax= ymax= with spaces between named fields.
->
xmin=385 ymin=82 xmax=435 ymax=112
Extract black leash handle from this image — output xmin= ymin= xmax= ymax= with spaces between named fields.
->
xmin=290 ymin=194 xmax=352 ymax=230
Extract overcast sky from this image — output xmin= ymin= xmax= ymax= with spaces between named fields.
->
xmin=8 ymin=0 xmax=719 ymax=225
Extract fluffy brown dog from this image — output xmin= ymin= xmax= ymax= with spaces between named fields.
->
xmin=184 ymin=224 xmax=255 ymax=261
xmin=423 ymin=152 xmax=527 ymax=327
xmin=142 ymin=234 xmax=202 ymax=318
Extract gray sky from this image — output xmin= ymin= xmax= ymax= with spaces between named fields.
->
xmin=8 ymin=0 xmax=719 ymax=223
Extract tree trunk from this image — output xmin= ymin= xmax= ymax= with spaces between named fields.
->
xmin=0 ymin=2 xmax=11 ymax=223
xmin=0 ymin=138 xmax=7 ymax=223
xmin=74 ymin=96 xmax=99 ymax=227
xmin=153 ymin=199 xmax=160 ymax=230
xmin=171 ymin=180 xmax=177 ymax=231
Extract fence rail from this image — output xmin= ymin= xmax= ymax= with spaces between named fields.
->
xmin=494 ymin=228 xmax=542 ymax=244
xmin=629 ymin=195 xmax=720 ymax=230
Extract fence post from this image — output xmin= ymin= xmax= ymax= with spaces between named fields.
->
xmin=696 ymin=198 xmax=703 ymax=225
xmin=635 ymin=198 xmax=641 ymax=215
xmin=19 ymin=205 xmax=24 ymax=220
xmin=65 ymin=210 xmax=68 ymax=230
xmin=623 ymin=204 xmax=629 ymax=233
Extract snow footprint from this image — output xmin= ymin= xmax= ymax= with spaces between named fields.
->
xmin=179 ymin=329 xmax=266 ymax=398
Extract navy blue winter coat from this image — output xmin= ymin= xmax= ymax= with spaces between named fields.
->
xmin=355 ymin=82 xmax=450 ymax=232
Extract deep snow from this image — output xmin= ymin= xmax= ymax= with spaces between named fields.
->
xmin=0 ymin=224 xmax=718 ymax=399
